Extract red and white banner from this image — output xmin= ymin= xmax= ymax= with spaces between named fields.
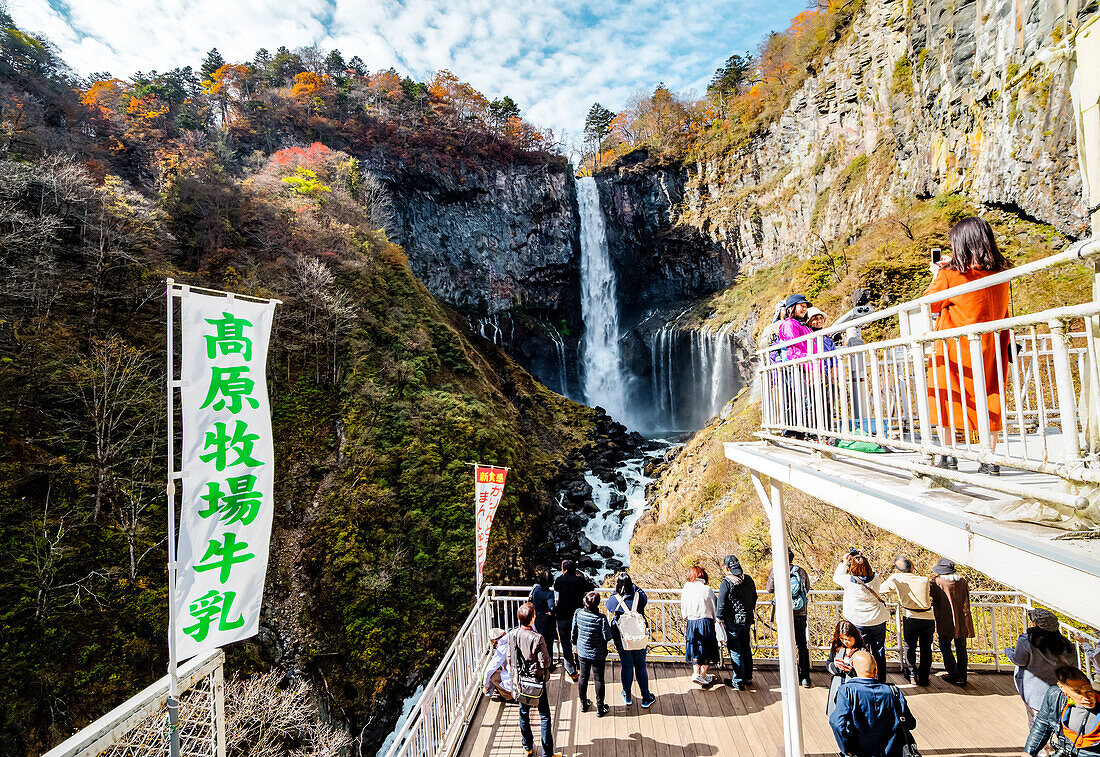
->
xmin=474 ymin=465 xmax=508 ymax=593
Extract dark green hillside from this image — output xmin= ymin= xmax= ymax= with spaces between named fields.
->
xmin=0 ymin=14 xmax=593 ymax=755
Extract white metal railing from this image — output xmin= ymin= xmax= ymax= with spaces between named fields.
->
xmin=382 ymin=589 xmax=496 ymax=757
xmin=760 ymin=238 xmax=1100 ymax=508
xmin=381 ymin=586 xmax=1099 ymax=757
xmin=43 ymin=649 xmax=225 ymax=757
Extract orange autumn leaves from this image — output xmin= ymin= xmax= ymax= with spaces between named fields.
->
xmin=581 ymin=0 xmax=866 ymax=172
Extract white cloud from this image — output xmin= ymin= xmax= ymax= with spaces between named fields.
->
xmin=9 ymin=0 xmax=807 ymax=144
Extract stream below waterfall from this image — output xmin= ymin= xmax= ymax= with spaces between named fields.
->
xmin=556 ymin=436 xmax=679 ymax=583
xmin=579 ymin=444 xmax=672 ymax=580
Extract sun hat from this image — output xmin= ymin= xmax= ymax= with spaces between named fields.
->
xmin=489 ymin=627 xmax=507 ymax=641
xmin=783 ymin=294 xmax=809 ymax=309
xmin=806 ymin=307 xmax=827 ymax=321
xmin=932 ymin=558 xmax=956 ymax=575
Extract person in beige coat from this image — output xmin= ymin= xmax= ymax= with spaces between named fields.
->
xmin=880 ymin=555 xmax=935 ymax=685
xmin=929 ymin=558 xmax=975 ymax=686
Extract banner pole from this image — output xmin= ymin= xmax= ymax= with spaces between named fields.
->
xmin=474 ymin=464 xmax=480 ymax=599
xmin=166 ymin=279 xmax=180 ymax=757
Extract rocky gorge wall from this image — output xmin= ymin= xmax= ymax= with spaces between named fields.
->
xmin=594 ymin=149 xmax=737 ymax=325
xmin=382 ymin=158 xmax=583 ymax=394
xmin=607 ymin=0 xmax=1096 ymax=279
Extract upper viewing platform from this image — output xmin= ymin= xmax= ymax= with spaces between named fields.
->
xmin=726 ymin=237 xmax=1100 ymax=628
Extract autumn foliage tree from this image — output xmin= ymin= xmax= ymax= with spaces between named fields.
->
xmin=587 ymin=0 xmax=866 ymax=169
xmin=292 ymin=71 xmax=334 ymax=116
xmin=427 ymin=69 xmax=489 ymax=122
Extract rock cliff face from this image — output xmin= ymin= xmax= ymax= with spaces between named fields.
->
xmin=610 ymin=0 xmax=1095 ymax=279
xmin=691 ymin=0 xmax=1094 ymax=271
xmin=384 ymin=159 xmax=582 ymax=394
xmin=595 ymin=150 xmax=736 ymax=325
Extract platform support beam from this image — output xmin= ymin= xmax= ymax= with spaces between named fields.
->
xmin=750 ymin=473 xmax=805 ymax=757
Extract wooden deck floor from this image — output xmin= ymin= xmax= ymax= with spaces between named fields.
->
xmin=458 ymin=663 xmax=1028 ymax=757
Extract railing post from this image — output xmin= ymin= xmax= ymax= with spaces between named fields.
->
xmin=990 ymin=607 xmax=1000 ymax=673
xmin=967 ymin=333 xmax=993 ymax=453
xmin=1049 ymin=319 xmax=1083 ymax=462
xmin=869 ymin=351 xmax=886 ymax=439
xmin=911 ymin=345 xmax=934 ymax=451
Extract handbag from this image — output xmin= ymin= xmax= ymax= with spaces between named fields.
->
xmin=888 ymin=683 xmax=922 ymax=757
xmin=825 ymin=674 xmax=844 ymax=716
xmin=509 ymin=630 xmax=546 ymax=707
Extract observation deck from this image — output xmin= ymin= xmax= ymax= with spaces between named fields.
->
xmin=459 ymin=663 xmax=1024 ymax=757
xmin=721 ymin=238 xmax=1100 ymax=755
xmin=382 ymin=587 xmax=1096 ymax=757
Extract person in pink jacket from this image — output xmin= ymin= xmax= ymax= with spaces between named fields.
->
xmin=775 ymin=294 xmax=813 ymax=362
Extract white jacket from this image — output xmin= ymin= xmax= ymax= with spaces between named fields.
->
xmin=879 ymin=572 xmax=935 ymax=621
xmin=680 ymin=579 xmax=717 ymax=621
xmin=833 ymin=562 xmax=890 ymax=627
xmin=483 ymin=633 xmax=512 ymax=692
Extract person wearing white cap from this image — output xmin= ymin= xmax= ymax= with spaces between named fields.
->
xmin=483 ymin=627 xmax=514 ymax=701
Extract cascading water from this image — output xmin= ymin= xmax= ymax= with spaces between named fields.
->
xmin=577 ymin=177 xmax=631 ymax=424
xmin=540 ymin=316 xmax=569 ymax=398
xmin=647 ymin=315 xmax=741 ymax=431
xmin=578 ymin=445 xmax=678 ymax=579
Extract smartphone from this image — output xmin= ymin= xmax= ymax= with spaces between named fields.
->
xmin=931 ymin=247 xmax=942 ymax=264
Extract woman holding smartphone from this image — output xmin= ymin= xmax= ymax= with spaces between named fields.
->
xmin=825 ymin=620 xmax=865 ymax=715
xmin=925 ymin=217 xmax=1012 ymax=474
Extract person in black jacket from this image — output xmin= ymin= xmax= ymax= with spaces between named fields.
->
xmin=571 ymin=591 xmax=613 ymax=716
xmin=716 ymin=554 xmax=758 ymax=690
xmin=1024 ymin=666 xmax=1100 ymax=757
xmin=554 ymin=559 xmax=593 ymax=682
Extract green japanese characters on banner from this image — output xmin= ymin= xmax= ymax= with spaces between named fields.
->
xmin=175 ymin=295 xmax=276 ymax=661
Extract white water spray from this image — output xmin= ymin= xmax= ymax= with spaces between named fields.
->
xmin=577 ymin=177 xmax=630 ymax=423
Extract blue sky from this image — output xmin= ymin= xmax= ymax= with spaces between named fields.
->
xmin=10 ymin=0 xmax=809 ymax=144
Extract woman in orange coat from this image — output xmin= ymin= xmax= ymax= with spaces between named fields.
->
xmin=925 ymin=217 xmax=1011 ymax=475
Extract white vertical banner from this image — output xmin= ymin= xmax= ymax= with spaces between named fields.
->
xmin=174 ymin=290 xmax=277 ymax=661
xmin=474 ymin=465 xmax=508 ymax=594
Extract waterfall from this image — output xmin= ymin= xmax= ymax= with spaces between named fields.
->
xmin=541 ymin=316 xmax=569 ymax=397
xmin=710 ymin=322 xmax=735 ymax=412
xmin=577 ymin=177 xmax=630 ymax=423
xmin=649 ymin=317 xmax=740 ymax=430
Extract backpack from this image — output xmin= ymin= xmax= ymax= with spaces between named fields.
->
xmin=790 ymin=568 xmax=808 ymax=612
xmin=1060 ymin=698 xmax=1100 ymax=749
xmin=618 ymin=593 xmax=648 ymax=651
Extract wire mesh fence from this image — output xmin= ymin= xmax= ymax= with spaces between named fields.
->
xmin=44 ymin=650 xmax=224 ymax=757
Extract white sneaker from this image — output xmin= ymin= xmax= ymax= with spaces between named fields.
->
xmin=691 ymin=675 xmax=706 ymax=685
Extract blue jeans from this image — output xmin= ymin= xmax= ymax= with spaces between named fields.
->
xmin=725 ymin=623 xmax=753 ymax=685
xmin=857 ymin=621 xmax=888 ymax=683
xmin=618 ymin=647 xmax=652 ymax=698
xmin=518 ymin=689 xmax=552 ymax=755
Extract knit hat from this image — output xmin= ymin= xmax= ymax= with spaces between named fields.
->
xmin=1028 ymin=608 xmax=1060 ymax=633
xmin=806 ymin=307 xmax=827 ymax=322
xmin=724 ymin=555 xmax=744 ymax=576
xmin=932 ymin=558 xmax=956 ymax=575
xmin=783 ymin=294 xmax=809 ymax=309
